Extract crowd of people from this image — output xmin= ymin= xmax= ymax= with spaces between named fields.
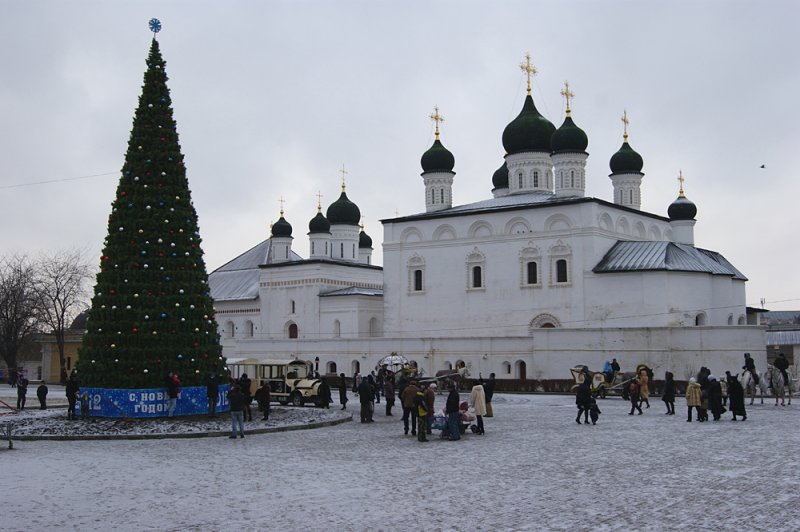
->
xmin=576 ymin=352 xmax=791 ymax=424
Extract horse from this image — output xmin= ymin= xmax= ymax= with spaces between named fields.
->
xmin=740 ymin=369 xmax=764 ymax=405
xmin=763 ymin=365 xmax=795 ymax=406
xmin=433 ymin=366 xmax=471 ymax=391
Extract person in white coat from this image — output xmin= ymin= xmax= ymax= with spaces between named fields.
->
xmin=469 ymin=382 xmax=487 ymax=435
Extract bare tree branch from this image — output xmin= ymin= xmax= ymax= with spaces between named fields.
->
xmin=34 ymin=249 xmax=92 ymax=384
xmin=0 ymin=255 xmax=40 ymax=372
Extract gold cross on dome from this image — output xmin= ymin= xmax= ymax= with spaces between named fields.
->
xmin=621 ymin=109 xmax=630 ymax=141
xmin=429 ymin=106 xmax=445 ymax=139
xmin=278 ymin=196 xmax=285 ymax=217
xmin=519 ymin=52 xmax=538 ymax=95
xmin=315 ymin=190 xmax=323 ymax=212
xmin=339 ymin=164 xmax=348 ymax=191
xmin=561 ymin=81 xmax=575 ymax=115
xmin=678 ymin=170 xmax=685 ymax=197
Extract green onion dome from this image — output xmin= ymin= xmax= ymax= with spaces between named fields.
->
xmin=308 ymin=210 xmax=330 ymax=233
xmin=492 ymin=162 xmax=509 ymax=189
xmin=550 ymin=115 xmax=588 ymax=153
xmin=421 ymin=138 xmax=455 ymax=173
xmin=668 ymin=195 xmax=697 ymax=221
xmin=502 ymin=95 xmax=556 ymax=154
xmin=326 ymin=191 xmax=361 ymax=225
xmin=609 ymin=141 xmax=644 ymax=174
xmin=359 ymin=227 xmax=373 ymax=249
xmin=271 ymin=215 xmax=292 ymax=237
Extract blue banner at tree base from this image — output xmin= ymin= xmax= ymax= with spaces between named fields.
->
xmin=76 ymin=385 xmax=231 ymax=418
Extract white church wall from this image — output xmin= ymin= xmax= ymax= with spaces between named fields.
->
xmin=219 ymin=326 xmax=766 ymax=381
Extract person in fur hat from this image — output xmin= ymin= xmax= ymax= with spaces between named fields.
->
xmin=685 ymin=377 xmax=702 ymax=422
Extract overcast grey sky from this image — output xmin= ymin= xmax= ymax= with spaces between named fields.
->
xmin=1 ymin=1 xmax=798 ymax=311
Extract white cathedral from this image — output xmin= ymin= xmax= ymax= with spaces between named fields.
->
xmin=209 ymin=66 xmax=765 ymax=382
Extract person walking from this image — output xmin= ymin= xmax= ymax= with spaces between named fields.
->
xmin=415 ymin=387 xmax=429 ymax=442
xmin=707 ymin=375 xmax=724 ymax=421
xmin=238 ymin=373 xmax=253 ymax=422
xmin=165 ymin=372 xmax=180 ymax=417
xmin=445 ymin=383 xmax=461 ymax=440
xmin=358 ymin=377 xmax=373 ymax=423
xmin=401 ymin=380 xmax=420 ymax=435
xmin=662 ymin=371 xmax=676 ymax=415
xmin=319 ymin=378 xmax=332 ymax=409
xmin=66 ymin=371 xmax=79 ymax=420
xmin=37 ymin=381 xmax=48 ymax=410
xmin=384 ymin=377 xmax=395 ymax=416
xmin=727 ymin=373 xmax=746 ymax=421
xmin=256 ymin=380 xmax=271 ymax=421
xmin=575 ymin=378 xmax=591 ymax=424
xmin=686 ymin=377 xmax=702 ymax=422
xmin=16 ymin=375 xmax=28 ymax=410
xmin=638 ymin=368 xmax=650 ymax=409
xmin=228 ymin=384 xmax=244 ymax=440
xmin=469 ymin=381 xmax=487 ymax=434
xmin=628 ymin=378 xmax=643 ymax=415
xmin=338 ymin=373 xmax=348 ymax=410
xmin=482 ymin=373 xmax=496 ymax=418
xmin=227 ymin=384 xmax=245 ymax=439
xmin=206 ymin=372 xmax=220 ymax=418
xmin=424 ymin=382 xmax=436 ymax=435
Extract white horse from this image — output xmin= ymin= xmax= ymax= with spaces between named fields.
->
xmin=741 ymin=369 xmax=764 ymax=405
xmin=763 ymin=365 xmax=795 ymax=406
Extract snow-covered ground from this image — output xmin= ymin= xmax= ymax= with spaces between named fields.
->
xmin=3 ymin=391 xmax=798 ymax=531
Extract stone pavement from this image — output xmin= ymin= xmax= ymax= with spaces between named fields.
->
xmin=4 ymin=393 xmax=799 ymax=531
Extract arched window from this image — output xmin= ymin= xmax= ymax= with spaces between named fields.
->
xmin=414 ymin=269 xmax=423 ymax=291
xmin=325 ymin=242 xmax=328 ymax=255
xmin=340 ymin=242 xmax=344 ymax=258
xmin=695 ymin=313 xmax=707 ymax=326
xmin=244 ymin=321 xmax=254 ymax=338
xmin=533 ymin=171 xmax=539 ymax=187
xmin=327 ymin=361 xmax=337 ymax=374
xmin=440 ymin=189 xmax=445 ymax=203
xmin=630 ymin=190 xmax=634 ymax=203
xmin=369 ymin=317 xmax=379 ymax=337
xmin=352 ymin=244 xmax=355 ymax=259
xmin=503 ymin=361 xmax=511 ymax=375
xmin=288 ymin=323 xmax=298 ymax=339
xmin=738 ymin=315 xmax=746 ymax=325
xmin=570 ymin=170 xmax=574 ymax=187
xmin=311 ymin=241 xmax=315 ymax=254
xmin=518 ymin=172 xmax=523 ymax=188
xmin=526 ymin=261 xmax=538 ymax=285
xmin=472 ymin=266 xmax=483 ymax=288
xmin=333 ymin=320 xmax=341 ymax=338
xmin=225 ymin=321 xmax=235 ymax=339
xmin=556 ymin=259 xmax=568 ymax=283
xmin=290 ymin=300 xmax=296 ymax=314
xmin=431 ymin=188 xmax=435 ymax=204
xmin=727 ymin=315 xmax=734 ymax=325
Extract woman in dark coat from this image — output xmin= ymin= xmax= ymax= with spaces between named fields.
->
xmin=727 ymin=374 xmax=747 ymax=421
xmin=662 ymin=371 xmax=676 ymax=415
xmin=575 ymin=379 xmax=591 ymax=424
xmin=707 ymin=375 xmax=724 ymax=421
xmin=338 ymin=373 xmax=348 ymax=410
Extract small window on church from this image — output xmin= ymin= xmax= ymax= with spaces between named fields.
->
xmin=288 ymin=324 xmax=298 ymax=339
xmin=533 ymin=171 xmax=539 ymax=187
xmin=340 ymin=242 xmax=344 ymax=258
xmin=518 ymin=173 xmax=523 ymax=188
xmin=440 ymin=189 xmax=444 ymax=203
xmin=352 ymin=244 xmax=355 ymax=259
xmin=414 ymin=269 xmax=423 ymax=291
xmin=526 ymin=261 xmax=538 ymax=285
xmin=556 ymin=259 xmax=568 ymax=283
xmin=630 ymin=190 xmax=633 ymax=203
xmin=431 ymin=189 xmax=435 ymax=204
xmin=311 ymin=241 xmax=315 ymax=254
xmin=325 ymin=242 xmax=328 ymax=255
xmin=570 ymin=170 xmax=575 ymax=187
xmin=291 ymin=300 xmax=296 ymax=314
xmin=472 ymin=266 xmax=483 ymax=288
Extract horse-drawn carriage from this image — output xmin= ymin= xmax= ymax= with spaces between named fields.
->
xmin=570 ymin=365 xmax=633 ymax=398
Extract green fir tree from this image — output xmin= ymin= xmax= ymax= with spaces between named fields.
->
xmin=77 ymin=38 xmax=223 ymax=389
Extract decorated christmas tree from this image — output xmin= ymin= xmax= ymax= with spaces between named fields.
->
xmin=77 ymin=23 xmax=223 ymax=391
